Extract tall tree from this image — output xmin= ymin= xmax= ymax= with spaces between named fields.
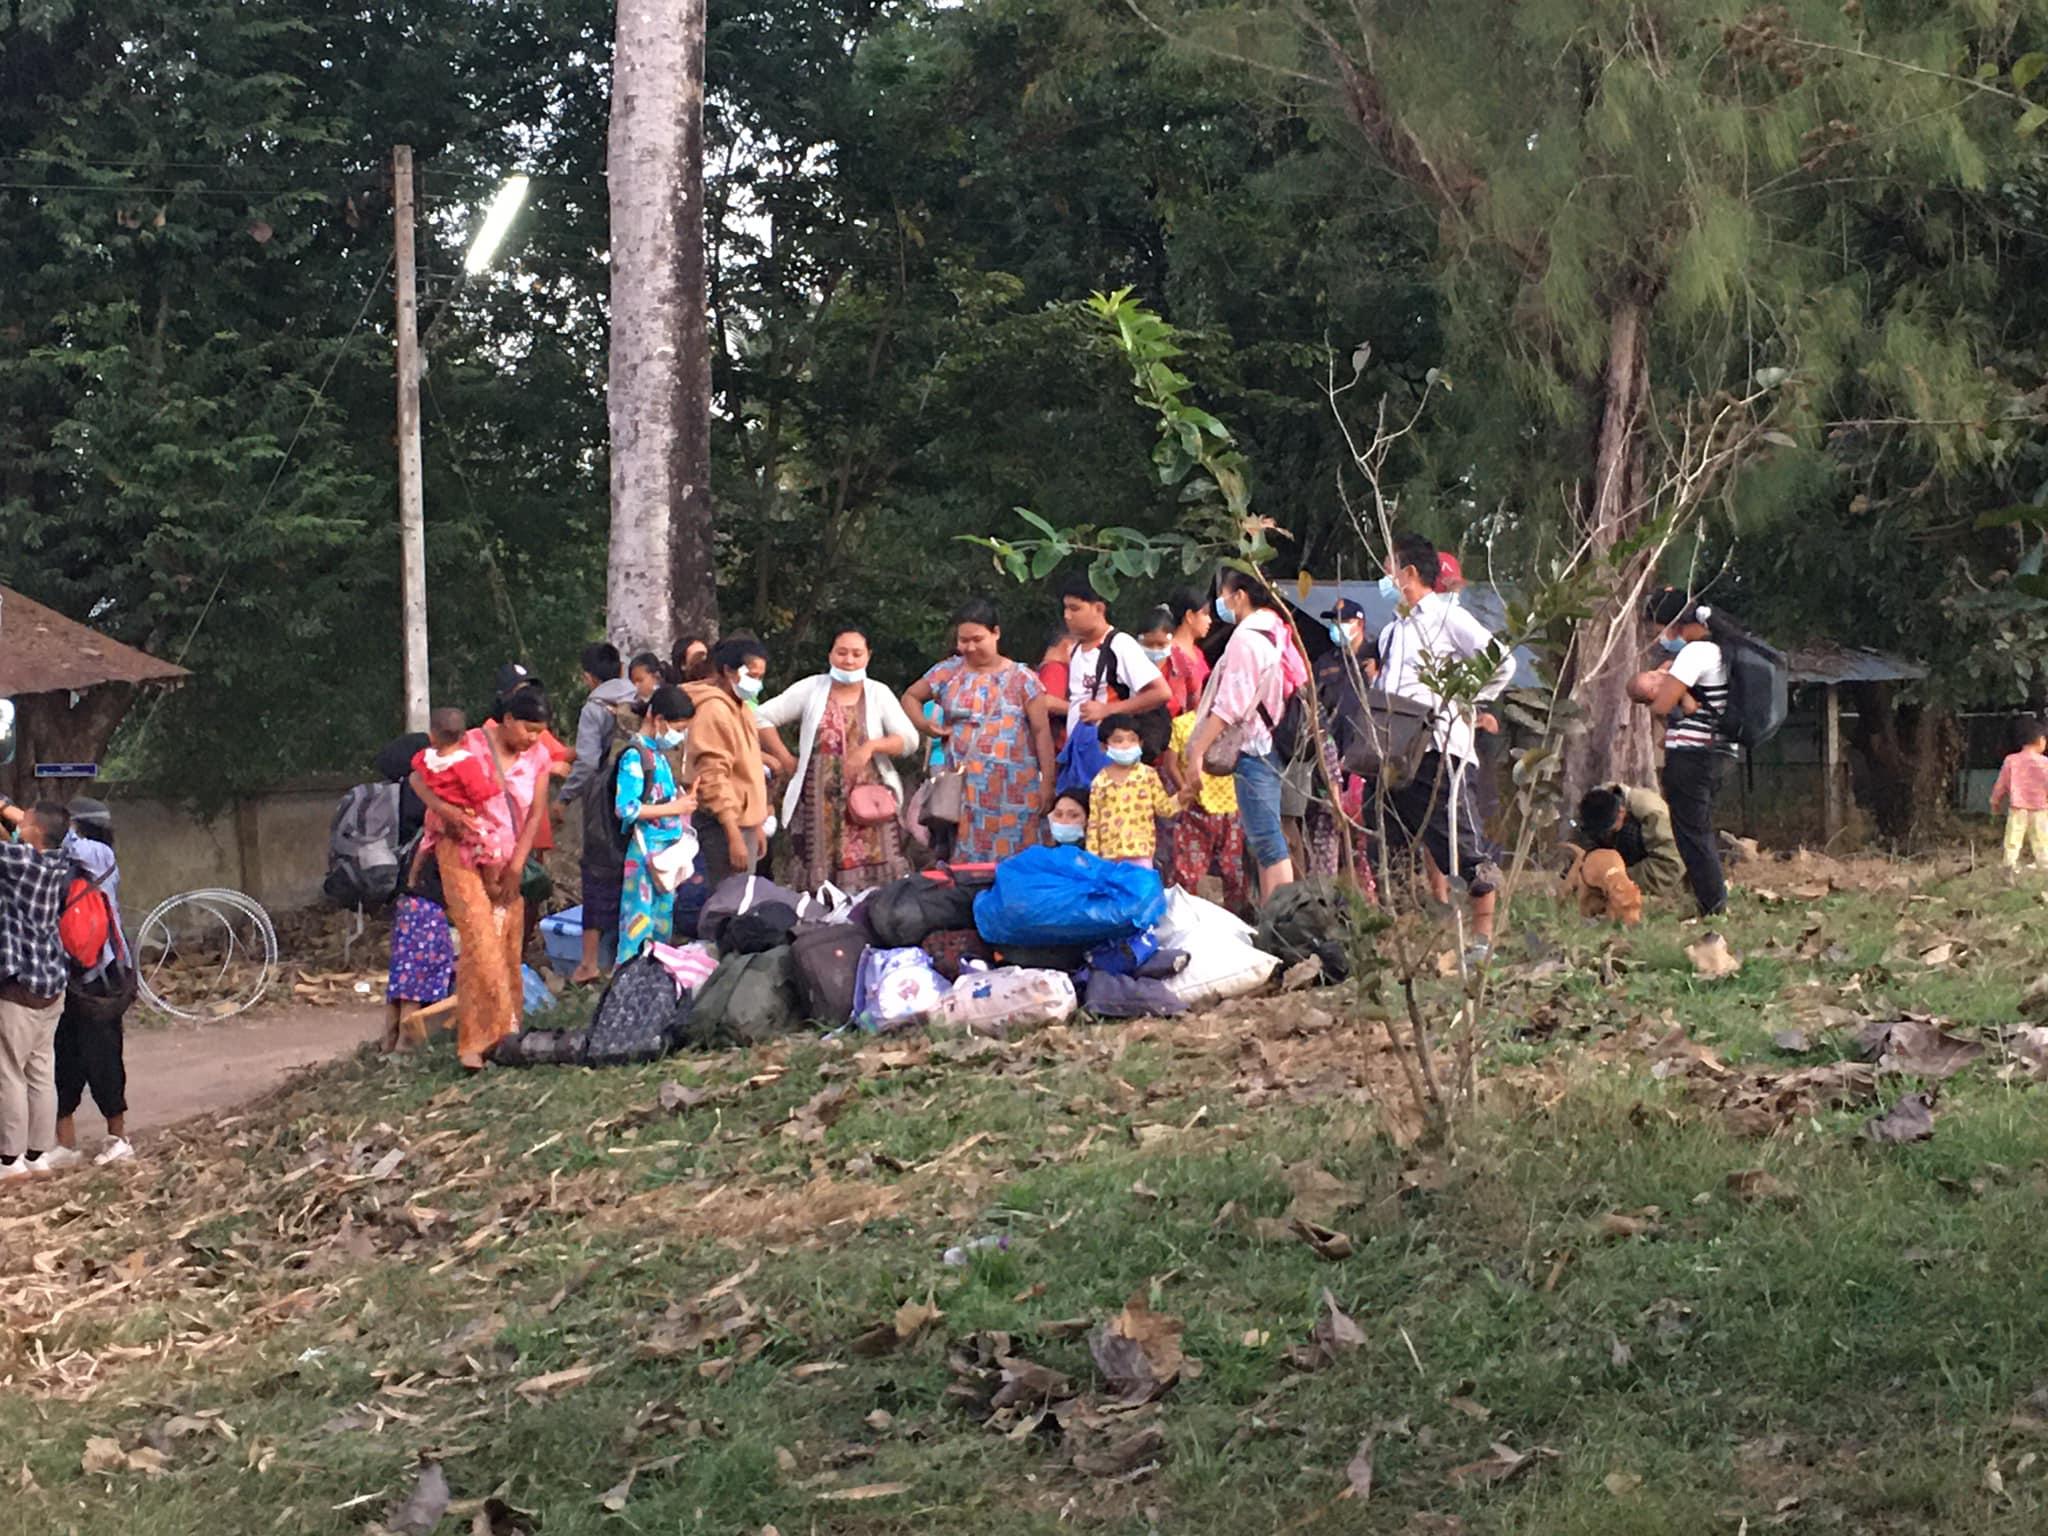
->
xmin=1131 ymin=0 xmax=2038 ymax=802
xmin=606 ymin=0 xmax=715 ymax=652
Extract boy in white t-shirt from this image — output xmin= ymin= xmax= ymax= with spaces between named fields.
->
xmin=1058 ymin=575 xmax=1172 ymax=738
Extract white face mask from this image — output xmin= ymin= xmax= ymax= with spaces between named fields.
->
xmin=1141 ymin=646 xmax=1172 ymax=664
xmin=1049 ymin=821 xmax=1085 ymax=844
xmin=734 ymin=673 xmax=764 ymax=701
xmin=1106 ymin=744 xmax=1143 ymax=766
xmin=829 ymin=665 xmax=867 ymax=686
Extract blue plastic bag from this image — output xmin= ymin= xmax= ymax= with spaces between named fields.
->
xmin=973 ymin=845 xmax=1166 ymax=949
xmin=521 ymin=963 xmax=559 ymax=1015
xmin=1055 ymin=721 xmax=1109 ymax=796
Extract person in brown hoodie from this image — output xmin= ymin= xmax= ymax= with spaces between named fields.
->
xmin=683 ymin=636 xmax=771 ymax=881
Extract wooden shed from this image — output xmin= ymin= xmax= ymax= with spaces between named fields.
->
xmin=0 ymin=585 xmax=189 ymax=803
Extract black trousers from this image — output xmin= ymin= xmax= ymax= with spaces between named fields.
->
xmin=1384 ymin=753 xmax=1500 ymax=896
xmin=1661 ymin=749 xmax=1734 ymax=916
xmin=55 ymin=1006 xmax=126 ymax=1121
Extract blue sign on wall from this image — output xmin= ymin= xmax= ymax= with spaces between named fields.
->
xmin=33 ymin=763 xmax=99 ymax=779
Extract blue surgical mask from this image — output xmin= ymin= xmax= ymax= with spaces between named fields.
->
xmin=829 ymin=666 xmax=866 ymax=686
xmin=1326 ymin=623 xmax=1346 ymax=647
xmin=1377 ymin=574 xmax=1399 ymax=600
xmin=735 ymin=673 xmax=764 ymax=700
xmin=1658 ymin=635 xmax=1686 ymax=656
xmin=1050 ymin=821 xmax=1085 ymax=845
xmin=1142 ymin=646 xmax=1171 ymax=664
xmin=1106 ymin=745 xmax=1143 ymax=766
xmin=655 ymin=729 xmax=686 ymax=750
xmin=1214 ymin=596 xmax=1236 ymax=623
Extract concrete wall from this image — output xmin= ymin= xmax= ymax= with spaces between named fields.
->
xmin=93 ymin=778 xmax=349 ymax=919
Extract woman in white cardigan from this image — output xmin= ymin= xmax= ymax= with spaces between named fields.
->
xmin=754 ymin=627 xmax=919 ymax=893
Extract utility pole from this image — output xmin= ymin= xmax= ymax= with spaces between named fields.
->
xmin=393 ymin=145 xmax=430 ymax=732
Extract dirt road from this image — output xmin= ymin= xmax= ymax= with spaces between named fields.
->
xmin=115 ymin=1004 xmax=386 ymax=1138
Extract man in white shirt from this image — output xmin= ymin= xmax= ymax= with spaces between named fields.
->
xmin=1059 ymin=576 xmax=1172 ymax=736
xmin=1375 ymin=533 xmax=1515 ymax=954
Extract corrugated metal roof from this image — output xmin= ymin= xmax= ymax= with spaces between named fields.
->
xmin=0 ymin=585 xmax=190 ymax=696
xmin=1783 ymin=642 xmax=1926 ymax=686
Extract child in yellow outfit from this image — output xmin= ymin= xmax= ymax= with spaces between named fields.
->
xmin=1085 ymin=722 xmax=1176 ymax=866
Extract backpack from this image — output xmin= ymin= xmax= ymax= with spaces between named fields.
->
xmin=860 ymin=873 xmax=978 ymax=949
xmin=698 ymin=873 xmax=807 ymax=946
xmin=721 ymin=901 xmax=800 ymax=956
xmin=323 ymin=782 xmax=403 ymax=908
xmin=581 ymin=953 xmax=689 ymax=1066
xmin=594 ymin=739 xmax=661 ymax=859
xmin=1085 ymin=632 xmax=1174 ymax=764
xmin=1709 ymin=636 xmax=1790 ymax=750
xmin=59 ymin=867 xmax=112 ymax=968
xmin=684 ymin=946 xmax=803 ymax=1047
xmin=853 ymin=947 xmax=946 ymax=1033
xmin=792 ymin=926 xmax=866 ymax=1027
xmin=1254 ymin=879 xmax=1353 ymax=983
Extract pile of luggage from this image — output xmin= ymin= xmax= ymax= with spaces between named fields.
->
xmin=496 ymin=847 xmax=1354 ymax=1068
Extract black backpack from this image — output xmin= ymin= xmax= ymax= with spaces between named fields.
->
xmin=684 ymin=947 xmax=804 ymax=1048
xmin=1086 ymin=632 xmax=1174 ymax=764
xmin=580 ymin=953 xmax=690 ymax=1066
xmin=1254 ymin=880 xmax=1352 ymax=983
xmin=792 ymin=926 xmax=865 ymax=1027
xmin=596 ymin=740 xmax=662 ymax=857
xmin=1712 ymin=636 xmax=1790 ymax=750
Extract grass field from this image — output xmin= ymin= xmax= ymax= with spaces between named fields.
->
xmin=6 ymin=846 xmax=2048 ymax=1535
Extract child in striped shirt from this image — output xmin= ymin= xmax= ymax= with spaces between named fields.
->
xmin=1991 ymin=718 xmax=2048 ymax=873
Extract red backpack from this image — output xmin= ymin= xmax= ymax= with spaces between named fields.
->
xmin=59 ymin=870 xmax=112 ymax=968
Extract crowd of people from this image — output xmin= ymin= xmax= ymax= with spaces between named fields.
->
xmin=343 ymin=531 xmax=1764 ymax=1070
xmin=0 ymin=532 xmax=1768 ymax=1165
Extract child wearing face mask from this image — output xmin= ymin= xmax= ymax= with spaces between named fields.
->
xmin=413 ymin=707 xmax=513 ymax=869
xmin=1046 ymin=789 xmax=1090 ymax=847
xmin=616 ymin=684 xmax=699 ymax=962
xmin=1084 ymin=722 xmax=1177 ymax=865
xmin=1138 ymin=607 xmax=1192 ymax=716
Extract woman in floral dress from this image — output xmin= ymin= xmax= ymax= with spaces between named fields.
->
xmin=903 ymin=599 xmax=1059 ymax=863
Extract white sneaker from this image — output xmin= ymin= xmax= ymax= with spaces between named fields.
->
xmin=25 ymin=1147 xmax=82 ymax=1172
xmin=0 ymin=1161 xmax=27 ymax=1181
xmin=93 ymin=1138 xmax=134 ymax=1166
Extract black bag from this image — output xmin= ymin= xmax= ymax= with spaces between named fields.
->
xmin=989 ymin=942 xmax=1089 ymax=973
xmin=792 ymin=926 xmax=865 ymax=1026
xmin=1087 ymin=631 xmax=1174 ymax=764
xmin=861 ymin=874 xmax=978 ymax=949
xmin=685 ymin=946 xmax=803 ymax=1048
xmin=580 ymin=953 xmax=688 ymax=1066
xmin=722 ymin=901 xmax=800 ymax=956
xmin=1713 ymin=636 xmax=1790 ymax=750
xmin=1254 ymin=879 xmax=1353 ymax=983
xmin=1334 ymin=688 xmax=1439 ymax=789
xmin=489 ymin=1029 xmax=589 ymax=1068
xmin=698 ymin=873 xmax=806 ymax=945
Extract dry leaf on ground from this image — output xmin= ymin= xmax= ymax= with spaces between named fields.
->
xmin=1073 ymin=1423 xmax=1168 ymax=1479
xmin=1685 ymin=934 xmax=1742 ymax=979
xmin=852 ymin=1292 xmax=944 ymax=1357
xmin=1856 ymin=1019 xmax=1984 ymax=1080
xmin=1862 ymin=1091 xmax=1937 ymax=1144
xmin=1604 ymin=1469 xmax=1644 ymax=1497
xmin=814 ymin=1482 xmax=910 ymax=1502
xmin=1446 ymin=1442 xmax=1560 ymax=1489
xmin=1090 ymin=1290 xmax=1185 ymax=1404
xmin=1726 ymin=1169 xmax=1797 ymax=1206
xmin=1291 ymin=1288 xmax=1365 ymax=1371
xmin=1291 ymin=1217 xmax=1355 ymax=1260
xmin=516 ymin=1363 xmax=599 ymax=1398
xmin=386 ymin=1460 xmax=451 ymax=1535
xmin=1344 ymin=1433 xmax=1376 ymax=1499
xmin=1597 ymin=1210 xmax=1659 ymax=1240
